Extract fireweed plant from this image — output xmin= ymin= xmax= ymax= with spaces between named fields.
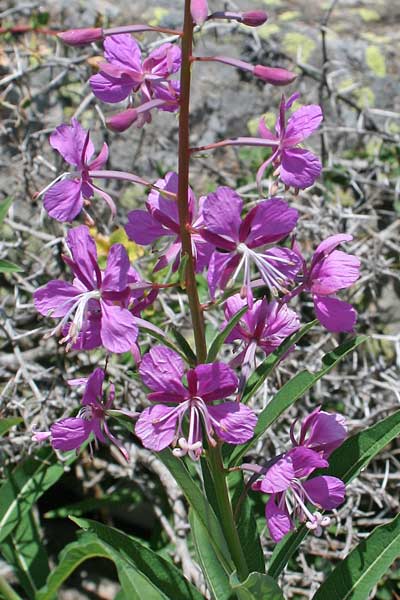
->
xmin=29 ymin=1 xmax=369 ymax=597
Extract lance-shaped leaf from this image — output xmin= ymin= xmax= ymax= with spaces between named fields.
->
xmin=312 ymin=513 xmax=400 ymax=600
xmin=268 ymin=408 xmax=400 ymax=579
xmin=206 ymin=306 xmax=248 ymax=363
xmin=190 ymin=510 xmax=233 ymax=600
xmin=0 ymin=417 xmax=23 ymax=437
xmin=230 ymin=571 xmax=284 ymax=600
xmin=0 ymin=510 xmax=49 ymax=599
xmin=0 ymin=196 xmax=13 ymax=223
xmin=69 ymin=518 xmax=204 ymax=600
xmin=0 ymin=447 xmax=76 ymax=544
xmin=228 ymin=335 xmax=367 ymax=467
xmin=0 ymin=258 xmax=22 ymax=273
xmin=241 ymin=320 xmax=316 ymax=404
xmin=159 ymin=449 xmax=234 ymax=574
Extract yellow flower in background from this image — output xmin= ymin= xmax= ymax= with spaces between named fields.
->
xmin=90 ymin=227 xmax=144 ymax=269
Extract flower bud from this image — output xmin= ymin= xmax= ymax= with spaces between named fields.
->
xmin=191 ymin=0 xmax=209 ymax=25
xmin=253 ymin=65 xmax=297 ymax=86
xmin=106 ymin=109 xmax=138 ymax=132
xmin=57 ymin=27 xmax=103 ymax=46
xmin=241 ymin=11 xmax=268 ymax=27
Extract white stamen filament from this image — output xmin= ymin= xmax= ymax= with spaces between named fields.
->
xmin=49 ymin=289 xmax=101 ymax=345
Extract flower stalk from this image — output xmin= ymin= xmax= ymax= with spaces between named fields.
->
xmin=177 ymin=0 xmax=248 ymax=580
xmin=177 ymin=0 xmax=207 ymax=364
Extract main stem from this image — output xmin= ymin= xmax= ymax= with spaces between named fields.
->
xmin=177 ymin=0 xmax=207 ymax=364
xmin=177 ymin=1 xmax=248 ymax=582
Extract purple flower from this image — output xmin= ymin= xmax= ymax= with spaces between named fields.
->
xmin=33 ymin=368 xmax=131 ymax=460
xmin=43 ymin=118 xmax=112 ymax=222
xmin=223 ymin=294 xmax=300 ymax=367
xmin=201 ymin=187 xmax=301 ymax=304
xmin=253 ymin=447 xmax=345 ymax=541
xmin=257 ymin=93 xmax=323 ymax=190
xmin=290 ymin=406 xmax=347 ymax=459
xmin=90 ymin=35 xmax=181 ymax=113
xmin=135 ymin=346 xmax=257 ymax=460
xmin=125 ymin=172 xmax=213 ymax=272
xmin=304 ymin=234 xmax=361 ymax=332
xmin=191 ymin=0 xmax=209 ymax=25
xmin=34 ymin=225 xmax=140 ymax=353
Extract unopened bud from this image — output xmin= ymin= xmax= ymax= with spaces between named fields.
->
xmin=253 ymin=65 xmax=297 ymax=86
xmin=241 ymin=11 xmax=268 ymax=27
xmin=191 ymin=0 xmax=209 ymax=25
xmin=106 ymin=109 xmax=138 ymax=132
xmin=58 ymin=27 xmax=103 ymax=47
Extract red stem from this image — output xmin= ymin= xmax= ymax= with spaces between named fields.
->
xmin=177 ymin=0 xmax=207 ymax=364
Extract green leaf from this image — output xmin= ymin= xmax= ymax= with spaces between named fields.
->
xmin=231 ymin=471 xmax=265 ymax=574
xmin=0 ymin=417 xmax=23 ymax=437
xmin=36 ymin=533 xmax=112 ymax=600
xmin=190 ymin=510 xmax=234 ymax=600
xmin=71 ymin=517 xmax=204 ymax=600
xmin=0 ymin=511 xmax=49 ymax=599
xmin=0 ymin=259 xmax=22 ymax=273
xmin=313 ymin=514 xmax=400 ymax=600
xmin=206 ymin=306 xmax=248 ymax=363
xmin=0 ymin=447 xmax=76 ymax=544
xmin=0 ymin=197 xmax=13 ymax=224
xmin=228 ymin=335 xmax=367 ymax=467
xmin=159 ymin=449 xmax=234 ymax=573
xmin=171 ymin=328 xmax=197 ymax=365
xmin=268 ymin=408 xmax=400 ymax=579
xmin=240 ymin=320 xmax=316 ymax=404
xmin=230 ymin=571 xmax=284 ymax=600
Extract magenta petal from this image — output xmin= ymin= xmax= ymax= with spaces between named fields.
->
xmin=49 ymin=118 xmax=94 ymax=167
xmin=284 ymin=104 xmax=323 ymax=145
xmin=202 ymin=187 xmax=243 ymax=246
xmin=102 ymin=244 xmax=130 ymax=292
xmin=262 ymin=246 xmax=303 ymax=284
xmin=88 ymin=142 xmax=109 ymax=170
xmin=313 ymin=295 xmax=357 ymax=333
xmin=44 ymin=179 xmax=84 ymax=222
xmin=311 ymin=250 xmax=361 ymax=295
xmin=104 ymin=34 xmax=142 ymax=70
xmin=245 ymin=198 xmax=298 ymax=247
xmin=207 ymin=251 xmax=238 ymax=299
xmin=139 ymin=345 xmax=187 ymax=395
xmin=90 ymin=72 xmax=134 ymax=103
xmin=280 ymin=148 xmax=322 ymax=189
xmin=208 ymin=402 xmax=257 ymax=444
xmin=50 ymin=417 xmax=93 ymax=451
xmin=82 ymin=367 xmax=105 ymax=407
xmin=34 ymin=280 xmax=80 ymax=317
xmin=193 ymin=363 xmax=238 ymax=402
xmin=289 ymin=446 xmax=328 ymax=479
xmin=66 ymin=226 xmax=99 ymax=289
xmin=135 ymin=404 xmax=178 ymax=451
xmin=303 ymin=409 xmax=347 ymax=458
xmin=67 ymin=310 xmax=102 ymax=350
xmin=261 ymin=454 xmax=295 ymax=493
xmin=312 ymin=235 xmax=353 ymax=265
xmin=303 ymin=476 xmax=346 ymax=510
xmin=258 ymin=116 xmax=277 ymax=141
xmin=265 ymin=496 xmax=293 ymax=542
xmin=100 ymin=301 xmax=138 ymax=353
xmin=144 ymin=43 xmax=182 ymax=77
xmin=125 ymin=209 xmax=167 ymax=244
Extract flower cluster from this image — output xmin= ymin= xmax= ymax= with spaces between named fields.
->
xmin=252 ymin=408 xmax=347 ymax=541
xmin=31 ymin=4 xmax=360 ymax=546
